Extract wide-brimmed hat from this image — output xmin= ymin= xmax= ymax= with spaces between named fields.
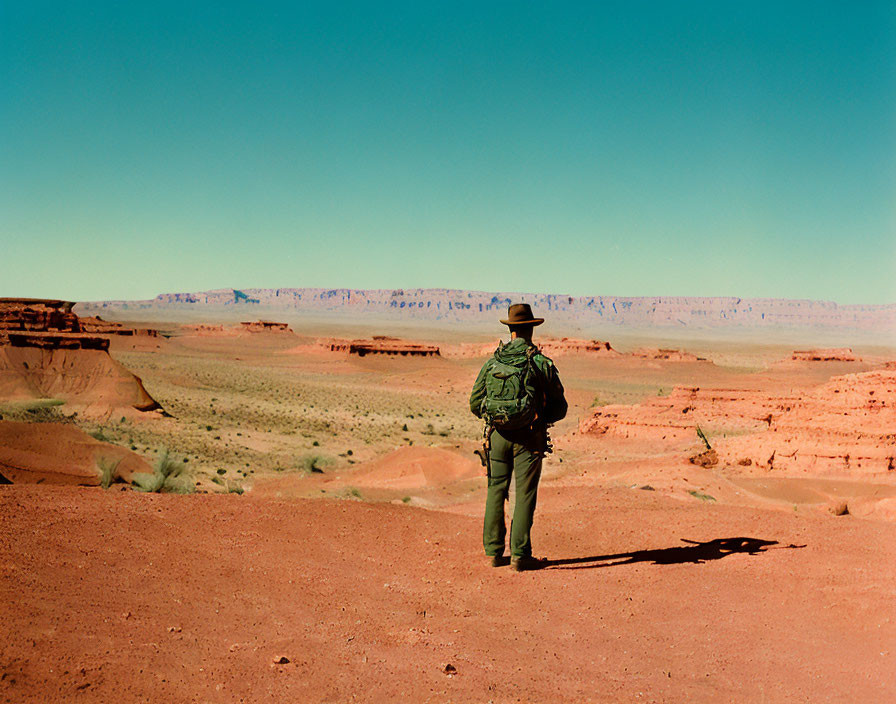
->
xmin=500 ymin=303 xmax=544 ymax=326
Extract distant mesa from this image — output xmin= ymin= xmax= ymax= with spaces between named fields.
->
xmin=0 ymin=420 xmax=152 ymax=485
xmin=79 ymin=315 xmax=159 ymax=337
xmin=0 ymin=298 xmax=162 ymax=415
xmin=181 ymin=320 xmax=293 ymax=336
xmin=538 ymin=338 xmax=621 ymax=357
xmin=323 ymin=336 xmax=440 ymax=357
xmin=447 ymin=339 xmax=704 ymax=362
xmin=789 ymin=348 xmax=860 ymax=362
xmin=79 ymin=287 xmax=896 ymax=333
xmin=632 ymin=348 xmax=706 ymax=362
xmin=447 ymin=338 xmax=618 ymax=358
xmin=182 ymin=323 xmax=227 ymax=335
xmin=239 ymin=320 xmax=292 ymax=333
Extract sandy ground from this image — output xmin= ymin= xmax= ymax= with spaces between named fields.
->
xmin=2 ymin=484 xmax=894 ymax=703
xmin=2 ymin=319 xmax=895 ymax=701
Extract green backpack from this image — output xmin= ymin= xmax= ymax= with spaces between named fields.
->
xmin=479 ymin=345 xmax=540 ymax=429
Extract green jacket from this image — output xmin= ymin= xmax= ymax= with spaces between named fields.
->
xmin=469 ymin=338 xmax=568 ymax=427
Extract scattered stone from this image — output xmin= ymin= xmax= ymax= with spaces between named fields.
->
xmin=443 ymin=663 xmax=457 ymax=676
xmin=272 ymin=656 xmax=290 ymax=665
xmin=828 ymin=501 xmax=850 ymax=516
xmin=689 ymin=449 xmax=718 ymax=467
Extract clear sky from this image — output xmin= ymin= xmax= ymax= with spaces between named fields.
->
xmin=2 ymin=1 xmax=894 ymax=304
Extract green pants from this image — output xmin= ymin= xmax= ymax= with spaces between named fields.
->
xmin=483 ymin=430 xmax=543 ymax=558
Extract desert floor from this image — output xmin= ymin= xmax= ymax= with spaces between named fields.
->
xmin=1 ymin=320 xmax=895 ymax=702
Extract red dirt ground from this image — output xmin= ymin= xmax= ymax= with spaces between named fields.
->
xmin=1 ymin=484 xmax=893 ymax=703
xmin=0 ymin=421 xmax=151 ymax=485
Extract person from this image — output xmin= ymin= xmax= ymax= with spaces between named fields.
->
xmin=469 ymin=303 xmax=567 ymax=571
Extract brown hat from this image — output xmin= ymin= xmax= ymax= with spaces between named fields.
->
xmin=500 ymin=303 xmax=544 ymax=327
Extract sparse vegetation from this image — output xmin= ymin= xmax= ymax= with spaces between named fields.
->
xmin=96 ymin=456 xmax=122 ymax=489
xmin=299 ymin=454 xmax=330 ymax=474
xmin=89 ymin=427 xmax=109 ymax=442
xmin=695 ymin=425 xmax=712 ymax=450
xmin=132 ymin=449 xmax=194 ymax=494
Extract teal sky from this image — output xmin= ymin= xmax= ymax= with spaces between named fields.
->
xmin=2 ymin=1 xmax=894 ymax=304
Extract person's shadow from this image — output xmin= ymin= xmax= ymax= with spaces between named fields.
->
xmin=540 ymin=537 xmax=804 ymax=570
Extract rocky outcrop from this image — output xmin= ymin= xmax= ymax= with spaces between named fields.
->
xmin=79 ymin=316 xmax=159 ymax=337
xmin=446 ymin=338 xmax=619 ymax=359
xmin=182 ymin=324 xmax=227 ymax=335
xmin=0 ymin=299 xmax=162 ymax=415
xmin=790 ymin=348 xmax=860 ymax=362
xmin=579 ymin=370 xmax=896 ymax=477
xmin=716 ymin=370 xmax=896 ymax=475
xmin=0 ymin=298 xmax=80 ymax=336
xmin=579 ymin=386 xmax=795 ymax=446
xmin=239 ymin=321 xmax=292 ymax=333
xmin=537 ymin=338 xmax=621 ymax=357
xmin=181 ymin=321 xmax=293 ymax=335
xmin=323 ymin=336 xmax=440 ymax=357
xmin=6 ymin=332 xmax=110 ymax=350
xmin=632 ymin=348 xmax=706 ymax=362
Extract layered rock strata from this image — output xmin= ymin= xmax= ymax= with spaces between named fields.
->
xmin=323 ymin=336 xmax=440 ymax=357
xmin=717 ymin=371 xmax=895 ymax=475
xmin=790 ymin=348 xmax=860 ymax=362
xmin=0 ymin=299 xmax=162 ymax=414
xmin=579 ymin=386 xmax=796 ymax=446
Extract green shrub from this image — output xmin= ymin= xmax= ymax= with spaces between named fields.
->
xmin=299 ymin=454 xmax=330 ymax=474
xmin=132 ymin=449 xmax=194 ymax=494
xmin=96 ymin=456 xmax=122 ymax=490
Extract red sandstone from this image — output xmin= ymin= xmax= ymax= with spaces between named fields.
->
xmin=789 ymin=348 xmax=860 ymax=362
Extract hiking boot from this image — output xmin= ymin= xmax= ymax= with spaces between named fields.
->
xmin=487 ymin=554 xmax=510 ymax=567
xmin=510 ymin=556 xmax=544 ymax=572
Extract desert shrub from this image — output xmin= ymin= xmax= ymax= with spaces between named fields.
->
xmin=96 ymin=456 xmax=122 ymax=490
xmin=89 ymin=427 xmax=109 ymax=442
xmin=133 ymin=449 xmax=194 ymax=494
xmin=299 ymin=454 xmax=330 ymax=474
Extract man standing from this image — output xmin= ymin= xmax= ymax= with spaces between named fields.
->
xmin=469 ymin=303 xmax=567 ymax=571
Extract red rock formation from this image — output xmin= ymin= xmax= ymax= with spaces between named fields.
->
xmin=579 ymin=386 xmax=796 ymax=446
xmin=537 ymin=338 xmax=620 ymax=357
xmin=182 ymin=324 xmax=227 ymax=335
xmin=632 ymin=348 xmax=706 ymax=362
xmin=79 ymin=315 xmax=159 ymax=337
xmin=0 ymin=299 xmax=162 ymax=414
xmin=0 ymin=298 xmax=80 ymax=337
xmin=447 ymin=338 xmax=618 ymax=359
xmin=790 ymin=348 xmax=860 ymax=362
xmin=239 ymin=320 xmax=292 ymax=333
xmin=717 ymin=370 xmax=896 ymax=475
xmin=6 ymin=332 xmax=109 ymax=350
xmin=321 ymin=338 xmax=440 ymax=357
